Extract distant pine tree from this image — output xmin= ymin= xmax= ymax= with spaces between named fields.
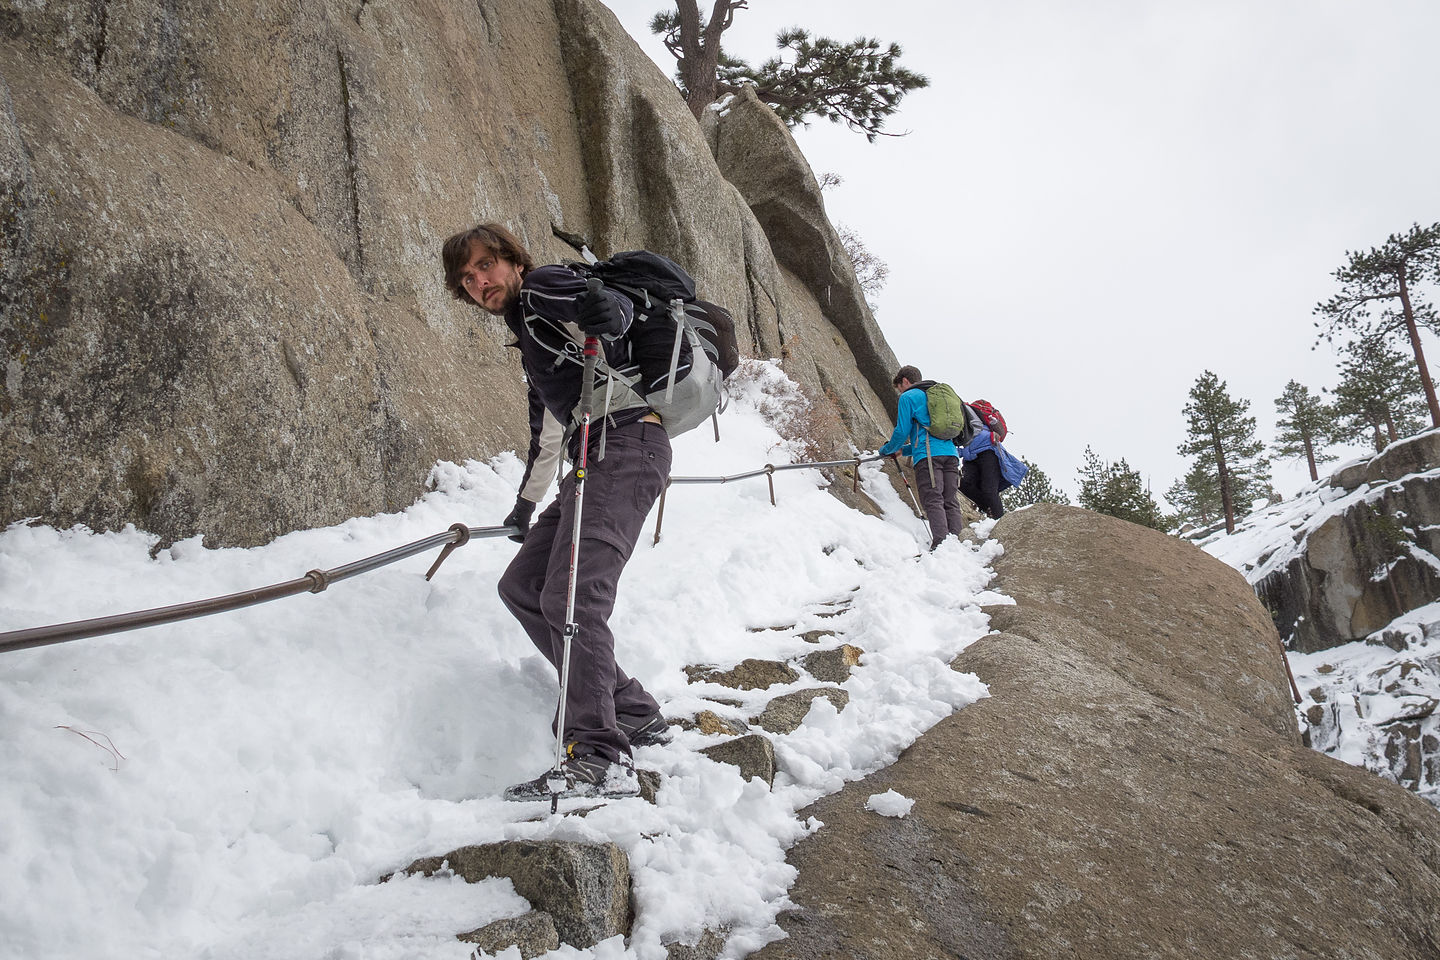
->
xmin=1328 ymin=337 xmax=1427 ymax=452
xmin=1075 ymin=447 xmax=1166 ymax=530
xmin=650 ymin=3 xmax=928 ymax=140
xmin=1314 ymin=222 xmax=1440 ymax=429
xmin=1165 ymin=460 xmax=1225 ymax=529
xmin=1176 ymin=370 xmax=1272 ymax=535
xmin=1002 ymin=457 xmax=1071 ymax=511
xmin=1272 ymin=380 xmax=1337 ymax=482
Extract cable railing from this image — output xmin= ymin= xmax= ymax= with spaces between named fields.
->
xmin=0 ymin=523 xmax=515 ymax=655
xmin=0 ymin=453 xmax=889 ymax=654
xmin=652 ymin=454 xmax=883 ymax=543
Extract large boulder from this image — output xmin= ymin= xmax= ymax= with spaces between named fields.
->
xmin=1330 ymin=430 xmax=1440 ymax=491
xmin=405 ymin=839 xmax=631 ymax=950
xmin=0 ymin=0 xmax=895 ymax=545
xmin=754 ymin=505 xmax=1440 ymax=960
xmin=708 ymin=85 xmax=900 ymax=510
xmin=1258 ymin=436 xmax=1440 ymax=652
xmin=709 ymin=86 xmax=899 ymax=422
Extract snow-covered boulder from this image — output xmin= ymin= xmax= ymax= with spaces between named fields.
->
xmin=1256 ymin=440 xmax=1440 ymax=653
xmin=404 ymin=840 xmax=630 ymax=950
xmin=1330 ymin=429 xmax=1440 ymax=491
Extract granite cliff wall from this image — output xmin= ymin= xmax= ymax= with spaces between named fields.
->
xmin=1252 ymin=433 xmax=1440 ymax=653
xmin=0 ymin=0 xmax=897 ymax=546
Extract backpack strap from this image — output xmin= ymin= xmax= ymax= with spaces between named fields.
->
xmin=663 ymin=300 xmax=687 ymax=403
xmin=522 ymin=310 xmax=652 ymax=458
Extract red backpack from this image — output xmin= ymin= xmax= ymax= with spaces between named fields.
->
xmin=968 ymin=399 xmax=1008 ymax=442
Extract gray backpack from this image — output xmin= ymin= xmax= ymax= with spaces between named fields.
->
xmin=558 ymin=252 xmax=738 ymax=441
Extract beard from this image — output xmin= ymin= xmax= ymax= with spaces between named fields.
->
xmin=476 ymin=274 xmax=523 ymax=316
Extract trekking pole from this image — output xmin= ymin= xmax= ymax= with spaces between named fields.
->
xmin=549 ymin=279 xmax=603 ymax=815
xmin=889 ymin=454 xmax=931 ymax=543
xmin=889 ymin=454 xmax=924 ymax=518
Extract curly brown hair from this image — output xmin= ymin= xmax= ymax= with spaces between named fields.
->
xmin=441 ymin=223 xmax=535 ymax=306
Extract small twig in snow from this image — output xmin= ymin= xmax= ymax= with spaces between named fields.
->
xmin=55 ymin=725 xmax=126 ymax=772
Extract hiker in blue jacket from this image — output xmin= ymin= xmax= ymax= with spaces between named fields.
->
xmin=880 ymin=365 xmax=965 ymax=549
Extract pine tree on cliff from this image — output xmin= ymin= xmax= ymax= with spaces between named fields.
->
xmin=1313 ymin=222 xmax=1440 ymax=429
xmin=1165 ymin=461 xmax=1224 ymax=529
xmin=649 ymin=2 xmax=929 ymax=141
xmin=1328 ymin=336 xmax=1427 ymax=452
xmin=1075 ymin=447 xmax=1166 ymax=530
xmin=1272 ymin=380 xmax=1337 ymax=482
xmin=1177 ymin=371 xmax=1272 ymax=535
xmin=1003 ymin=457 xmax=1071 ymax=510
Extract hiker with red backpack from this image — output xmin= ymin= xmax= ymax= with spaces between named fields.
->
xmin=879 ymin=365 xmax=967 ymax=549
xmin=958 ymin=399 xmax=1027 ymax=521
xmin=961 ymin=408 xmax=1019 ymax=526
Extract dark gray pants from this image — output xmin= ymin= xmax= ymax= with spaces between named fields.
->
xmin=496 ymin=421 xmax=670 ymax=763
xmin=914 ymin=454 xmax=964 ymax=548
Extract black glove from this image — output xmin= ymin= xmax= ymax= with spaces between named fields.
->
xmin=576 ymin=284 xmax=625 ymax=338
xmin=503 ymin=497 xmax=536 ymax=543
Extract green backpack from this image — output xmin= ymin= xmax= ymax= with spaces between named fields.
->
xmin=923 ymin=383 xmax=968 ymax=441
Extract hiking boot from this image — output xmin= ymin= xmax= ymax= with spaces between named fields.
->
xmin=622 ymin=713 xmax=674 ymax=748
xmin=501 ymin=751 xmax=640 ymax=802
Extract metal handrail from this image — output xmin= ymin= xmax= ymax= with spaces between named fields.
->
xmin=0 ymin=523 xmax=517 ymax=654
xmin=0 ymin=452 xmax=893 ymax=653
xmin=652 ymin=453 xmax=885 ymax=543
xmin=667 ymin=455 xmax=884 ymax=485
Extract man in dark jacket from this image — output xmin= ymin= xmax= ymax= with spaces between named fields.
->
xmin=441 ymin=223 xmax=671 ymax=801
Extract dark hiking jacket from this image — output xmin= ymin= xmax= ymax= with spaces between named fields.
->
xmin=504 ymin=265 xmax=654 ymax=504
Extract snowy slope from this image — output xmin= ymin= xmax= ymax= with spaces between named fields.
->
xmin=0 ymin=361 xmax=999 ymax=960
xmin=1196 ymin=451 xmax=1440 ymax=808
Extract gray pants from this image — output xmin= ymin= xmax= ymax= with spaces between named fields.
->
xmin=914 ymin=454 xmax=964 ymax=548
xmin=497 ymin=420 xmax=670 ymax=764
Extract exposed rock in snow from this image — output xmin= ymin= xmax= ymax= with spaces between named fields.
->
xmin=1199 ymin=431 xmax=1440 ymax=808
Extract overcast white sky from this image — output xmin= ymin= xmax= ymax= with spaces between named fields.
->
xmin=600 ymin=0 xmax=1440 ymax=505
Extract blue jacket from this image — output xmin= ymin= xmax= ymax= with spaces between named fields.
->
xmin=960 ymin=428 xmax=1029 ymax=488
xmin=879 ymin=384 xmax=958 ymax=463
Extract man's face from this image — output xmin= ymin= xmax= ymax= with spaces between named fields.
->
xmin=458 ymin=242 xmax=524 ymax=315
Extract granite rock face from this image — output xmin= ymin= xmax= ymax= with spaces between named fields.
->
xmin=1258 ymin=432 xmax=1440 ymax=653
xmin=755 ymin=505 xmax=1440 ymax=960
xmin=709 ymin=86 xmax=898 ymax=439
xmin=0 ymin=0 xmax=896 ymax=545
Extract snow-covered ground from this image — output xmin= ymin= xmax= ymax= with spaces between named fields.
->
xmin=1197 ymin=449 xmax=1440 ymax=808
xmin=0 ymin=361 xmax=1000 ymax=960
